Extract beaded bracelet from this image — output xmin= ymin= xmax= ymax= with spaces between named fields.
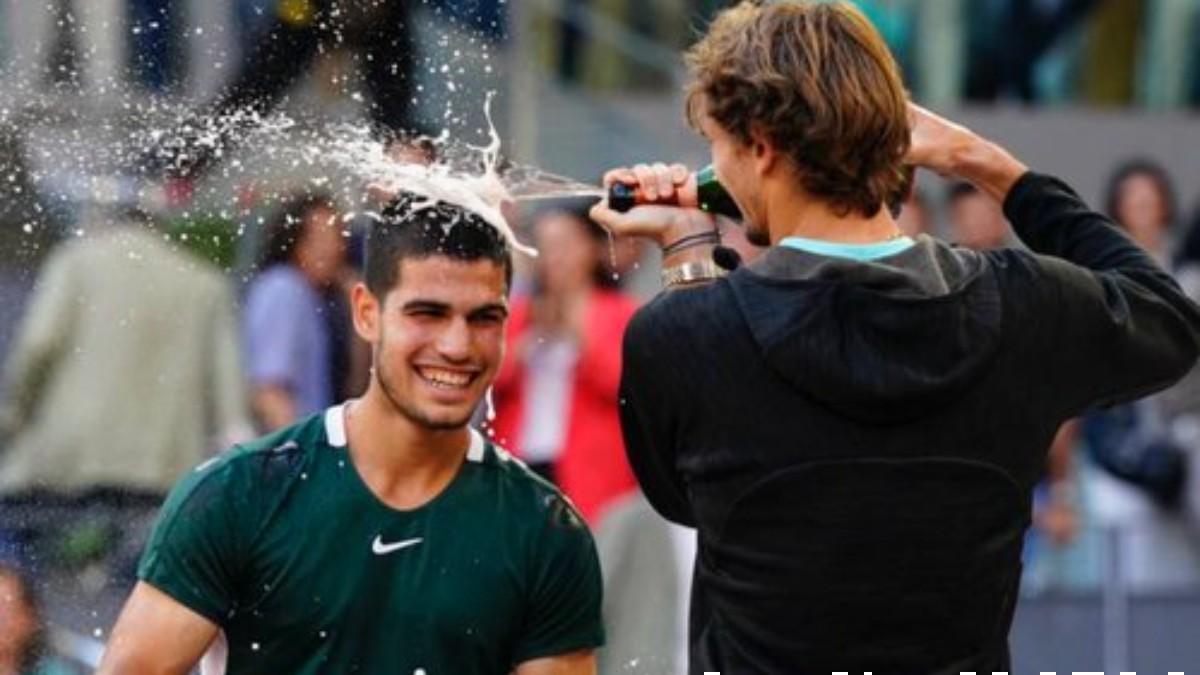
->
xmin=662 ymin=231 xmax=720 ymax=257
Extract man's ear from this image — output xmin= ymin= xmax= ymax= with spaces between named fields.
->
xmin=351 ymin=283 xmax=381 ymax=343
xmin=749 ymin=125 xmax=779 ymax=177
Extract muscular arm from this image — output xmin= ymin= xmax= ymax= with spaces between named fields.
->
xmin=515 ymin=649 xmax=596 ymax=675
xmin=96 ymin=582 xmax=220 ymax=675
xmin=909 ymin=103 xmax=1200 ymax=413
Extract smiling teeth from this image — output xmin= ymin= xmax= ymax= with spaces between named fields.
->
xmin=419 ymin=368 xmax=471 ymax=388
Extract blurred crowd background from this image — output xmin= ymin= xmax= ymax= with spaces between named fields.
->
xmin=1 ymin=1 xmax=1200 ymax=673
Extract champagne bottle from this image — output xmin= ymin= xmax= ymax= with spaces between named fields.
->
xmin=608 ymin=165 xmax=742 ymax=220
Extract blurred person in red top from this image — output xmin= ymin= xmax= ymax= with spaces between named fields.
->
xmin=491 ymin=207 xmax=640 ymax=524
xmin=947 ymin=181 xmax=1010 ymax=250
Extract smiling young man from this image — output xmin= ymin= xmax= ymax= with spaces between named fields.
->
xmin=589 ymin=1 xmax=1200 ymax=673
xmin=97 ymin=196 xmax=604 ymax=675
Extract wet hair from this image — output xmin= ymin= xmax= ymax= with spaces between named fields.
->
xmin=364 ymin=193 xmax=513 ymax=298
xmin=258 ymin=190 xmax=338 ymax=270
xmin=685 ymin=0 xmax=911 ymax=218
xmin=1104 ymin=158 xmax=1177 ymax=229
xmin=0 ymin=562 xmax=48 ymax=671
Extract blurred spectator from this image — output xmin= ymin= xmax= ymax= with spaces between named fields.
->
xmin=0 ymin=210 xmax=249 ymax=494
xmin=233 ymin=0 xmax=274 ymax=49
xmin=1174 ymin=204 xmax=1200 ymax=299
xmin=1040 ymin=425 xmax=1082 ymax=550
xmin=150 ymin=0 xmax=427 ymax=180
xmin=1193 ymin=6 xmax=1200 ymax=107
xmin=1080 ymin=0 xmax=1142 ymax=105
xmin=491 ymin=207 xmax=639 ymax=523
xmin=1021 ymin=419 xmax=1098 ymax=595
xmin=1103 ymin=159 xmax=1177 ymax=263
xmin=965 ymin=0 xmax=1099 ymax=102
xmin=1166 ymin=204 xmax=1200 ymax=523
xmin=555 ymin=0 xmax=587 ymax=82
xmin=0 ymin=209 xmax=249 ymax=620
xmin=1083 ymin=158 xmax=1200 ymax=591
xmin=896 ymin=187 xmax=933 ymax=238
xmin=595 ymin=492 xmax=694 ymax=675
xmin=0 ymin=563 xmax=80 ymax=675
xmin=854 ymin=1 xmax=915 ymax=76
xmin=946 ymin=181 xmax=1009 ymax=249
xmin=4 ymin=0 xmax=124 ymax=96
xmin=128 ymin=0 xmax=182 ymax=92
xmin=908 ymin=0 xmax=965 ymax=106
xmin=1135 ymin=0 xmax=1200 ymax=108
xmin=243 ymin=191 xmax=347 ymax=431
xmin=429 ymin=0 xmax=506 ymax=39
xmin=536 ymin=0 xmax=692 ymax=91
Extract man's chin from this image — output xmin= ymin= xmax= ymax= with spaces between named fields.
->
xmin=420 ymin=416 xmax=473 ymax=432
xmin=406 ymin=404 xmax=475 ymax=432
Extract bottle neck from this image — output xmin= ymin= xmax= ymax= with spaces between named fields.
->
xmin=695 ymin=165 xmax=742 ymax=220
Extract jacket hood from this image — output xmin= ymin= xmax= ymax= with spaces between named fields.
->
xmin=729 ymin=236 xmax=1003 ymax=424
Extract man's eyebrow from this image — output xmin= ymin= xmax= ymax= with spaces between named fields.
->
xmin=469 ymin=302 xmax=510 ymax=318
xmin=402 ymin=300 xmax=451 ymax=313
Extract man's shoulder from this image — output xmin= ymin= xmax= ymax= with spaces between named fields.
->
xmin=974 ymin=246 xmax=1068 ymax=312
xmin=625 ymin=279 xmax=732 ymax=353
xmin=164 ymin=415 xmax=327 ymax=512
xmin=477 ymin=438 xmax=592 ymax=536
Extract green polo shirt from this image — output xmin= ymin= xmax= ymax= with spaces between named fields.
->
xmin=139 ymin=405 xmax=604 ymax=674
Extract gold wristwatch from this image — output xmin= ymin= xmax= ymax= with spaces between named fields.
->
xmin=661 ymin=259 xmax=727 ymax=288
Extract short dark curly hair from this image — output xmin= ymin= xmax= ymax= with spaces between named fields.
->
xmin=364 ymin=194 xmax=513 ymax=298
xmin=685 ymin=0 xmax=911 ymax=218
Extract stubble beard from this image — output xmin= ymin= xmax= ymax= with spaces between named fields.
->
xmin=372 ymin=344 xmax=474 ymax=432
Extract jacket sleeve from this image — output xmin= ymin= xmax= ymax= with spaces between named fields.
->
xmin=207 ymin=279 xmax=252 ymax=448
xmin=0 ymin=248 xmax=77 ymax=444
xmin=1004 ymin=172 xmax=1200 ymax=415
xmin=618 ymin=306 xmax=695 ymax=526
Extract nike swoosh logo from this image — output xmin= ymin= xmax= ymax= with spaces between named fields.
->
xmin=372 ymin=535 xmax=424 ymax=555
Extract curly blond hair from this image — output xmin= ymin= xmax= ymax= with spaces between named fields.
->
xmin=685 ymin=1 xmax=910 ymax=217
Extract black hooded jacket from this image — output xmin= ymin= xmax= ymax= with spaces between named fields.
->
xmin=619 ymin=172 xmax=1200 ymax=674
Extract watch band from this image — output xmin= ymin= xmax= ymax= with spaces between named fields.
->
xmin=661 ymin=259 xmax=727 ymax=288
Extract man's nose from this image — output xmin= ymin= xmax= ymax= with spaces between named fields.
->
xmin=435 ymin=318 xmax=472 ymax=362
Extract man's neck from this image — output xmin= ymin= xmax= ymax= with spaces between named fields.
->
xmin=766 ymin=186 xmax=903 ymax=245
xmin=344 ymin=383 xmax=470 ymax=510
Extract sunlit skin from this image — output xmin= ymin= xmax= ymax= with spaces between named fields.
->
xmin=353 ymin=256 xmax=509 ymax=435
